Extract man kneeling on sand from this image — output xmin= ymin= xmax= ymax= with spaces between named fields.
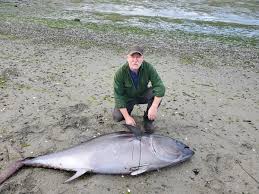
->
xmin=112 ymin=45 xmax=165 ymax=133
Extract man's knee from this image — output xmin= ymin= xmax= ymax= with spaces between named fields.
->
xmin=112 ymin=109 xmax=124 ymax=122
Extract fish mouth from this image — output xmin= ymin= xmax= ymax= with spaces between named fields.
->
xmin=175 ymin=140 xmax=194 ymax=158
xmin=183 ymin=146 xmax=194 ymax=157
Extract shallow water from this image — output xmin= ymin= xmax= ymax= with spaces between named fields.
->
xmin=0 ymin=0 xmax=258 ymax=40
xmin=80 ymin=0 xmax=258 ymax=25
xmin=64 ymin=0 xmax=259 ymax=38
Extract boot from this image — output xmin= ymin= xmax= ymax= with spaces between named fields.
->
xmin=143 ymin=111 xmax=155 ymax=133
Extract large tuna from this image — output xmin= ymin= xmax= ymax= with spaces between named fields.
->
xmin=0 ymin=125 xmax=194 ymax=185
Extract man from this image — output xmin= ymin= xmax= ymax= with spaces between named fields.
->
xmin=113 ymin=45 xmax=165 ymax=133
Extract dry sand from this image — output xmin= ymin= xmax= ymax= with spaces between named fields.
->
xmin=0 ymin=9 xmax=259 ymax=194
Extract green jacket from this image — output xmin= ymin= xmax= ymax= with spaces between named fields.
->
xmin=114 ymin=60 xmax=165 ymax=108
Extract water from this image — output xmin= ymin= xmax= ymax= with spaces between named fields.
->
xmin=79 ymin=0 xmax=259 ymax=25
xmin=59 ymin=0 xmax=259 ymax=38
xmin=1 ymin=0 xmax=258 ymax=39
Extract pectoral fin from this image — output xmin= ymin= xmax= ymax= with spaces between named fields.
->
xmin=130 ymin=166 xmax=149 ymax=176
xmin=64 ymin=169 xmax=88 ymax=183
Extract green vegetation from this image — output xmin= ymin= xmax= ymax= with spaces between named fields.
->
xmin=32 ymin=18 xmax=83 ymax=29
xmin=179 ymin=53 xmax=216 ymax=68
xmin=0 ymin=2 xmax=16 ymax=8
xmin=0 ymin=76 xmax=7 ymax=87
xmin=209 ymin=34 xmax=257 ymax=47
xmin=95 ymin=12 xmax=127 ymax=22
xmin=15 ymin=83 xmax=32 ymax=90
xmin=70 ymin=0 xmax=83 ymax=3
xmin=0 ymin=33 xmax=18 ymax=40
xmin=14 ymin=83 xmax=50 ymax=93
xmin=170 ymin=30 xmax=258 ymax=47
xmin=157 ymin=17 xmax=185 ymax=24
xmin=191 ymin=19 xmax=257 ymax=30
xmin=21 ymin=143 xmax=30 ymax=148
xmin=103 ymin=95 xmax=113 ymax=103
xmin=90 ymin=96 xmax=97 ymax=101
xmin=0 ymin=13 xmax=257 ymax=48
xmin=179 ymin=55 xmax=194 ymax=65
xmin=30 ymin=17 xmax=157 ymax=37
xmin=0 ymin=128 xmax=7 ymax=134
xmin=30 ymin=17 xmax=259 ymax=47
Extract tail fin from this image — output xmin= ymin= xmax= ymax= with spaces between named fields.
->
xmin=0 ymin=159 xmax=25 ymax=185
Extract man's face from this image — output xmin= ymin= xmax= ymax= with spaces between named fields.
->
xmin=127 ymin=53 xmax=144 ymax=72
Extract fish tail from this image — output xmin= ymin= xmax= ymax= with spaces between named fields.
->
xmin=0 ymin=159 xmax=25 ymax=185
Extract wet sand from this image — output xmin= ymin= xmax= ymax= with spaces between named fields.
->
xmin=0 ymin=2 xmax=259 ymax=194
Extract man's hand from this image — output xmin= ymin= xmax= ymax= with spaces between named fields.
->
xmin=125 ymin=116 xmax=136 ymax=126
xmin=148 ymin=105 xmax=158 ymax=120
xmin=119 ymin=108 xmax=136 ymax=126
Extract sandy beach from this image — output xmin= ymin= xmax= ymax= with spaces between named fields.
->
xmin=0 ymin=1 xmax=259 ymax=194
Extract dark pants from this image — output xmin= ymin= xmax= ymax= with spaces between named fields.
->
xmin=113 ymin=88 xmax=158 ymax=122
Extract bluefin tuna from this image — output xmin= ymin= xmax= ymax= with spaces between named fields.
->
xmin=0 ymin=125 xmax=194 ymax=185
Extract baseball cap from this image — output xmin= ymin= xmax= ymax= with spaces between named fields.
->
xmin=128 ymin=45 xmax=144 ymax=56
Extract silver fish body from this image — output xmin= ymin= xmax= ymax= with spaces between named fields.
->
xmin=23 ymin=131 xmax=194 ymax=181
xmin=0 ymin=131 xmax=194 ymax=184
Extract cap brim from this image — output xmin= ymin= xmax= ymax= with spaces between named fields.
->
xmin=129 ymin=51 xmax=143 ymax=56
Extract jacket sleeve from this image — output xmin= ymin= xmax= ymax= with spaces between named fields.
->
xmin=148 ymin=64 xmax=165 ymax=97
xmin=113 ymin=69 xmax=127 ymax=108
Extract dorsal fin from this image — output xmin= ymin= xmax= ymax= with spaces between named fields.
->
xmin=123 ymin=124 xmax=143 ymax=137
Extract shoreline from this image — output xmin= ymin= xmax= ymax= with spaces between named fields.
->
xmin=1 ymin=17 xmax=258 ymax=73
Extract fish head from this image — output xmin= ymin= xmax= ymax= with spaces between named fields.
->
xmin=151 ymin=135 xmax=194 ymax=163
